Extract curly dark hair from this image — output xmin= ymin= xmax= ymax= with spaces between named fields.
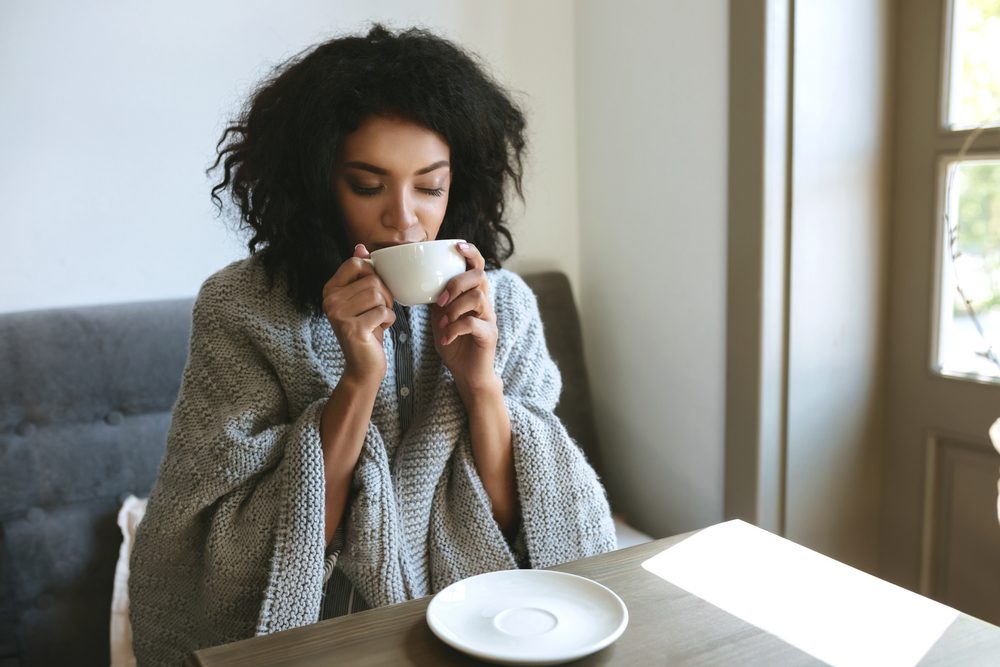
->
xmin=209 ymin=24 xmax=527 ymax=314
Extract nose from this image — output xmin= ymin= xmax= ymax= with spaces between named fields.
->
xmin=381 ymin=187 xmax=419 ymax=231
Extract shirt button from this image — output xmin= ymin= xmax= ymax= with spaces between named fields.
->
xmin=400 ymin=386 xmax=411 ymax=397
xmin=398 ymin=333 xmax=408 ymax=343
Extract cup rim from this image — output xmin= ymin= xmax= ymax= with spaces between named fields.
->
xmin=370 ymin=238 xmax=465 ymax=258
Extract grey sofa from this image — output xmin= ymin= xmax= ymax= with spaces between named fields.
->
xmin=0 ymin=271 xmax=609 ymax=666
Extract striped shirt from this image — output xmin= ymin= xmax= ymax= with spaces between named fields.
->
xmin=320 ymin=302 xmax=415 ymax=619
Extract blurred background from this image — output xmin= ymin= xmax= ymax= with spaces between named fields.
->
xmin=0 ymin=0 xmax=728 ymax=544
xmin=2 ymin=0 xmax=999 ymax=623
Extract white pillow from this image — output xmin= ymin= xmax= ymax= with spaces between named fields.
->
xmin=110 ymin=495 xmax=147 ymax=667
xmin=991 ymin=419 xmax=1000 ymax=526
xmin=613 ymin=513 xmax=654 ymax=549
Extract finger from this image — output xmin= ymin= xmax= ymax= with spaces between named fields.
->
xmin=456 ymin=241 xmax=485 ymax=271
xmin=326 ymin=294 xmax=391 ymax=332
xmin=435 ymin=242 xmax=486 ymax=307
xmin=439 ymin=288 xmax=491 ymax=326
xmin=344 ymin=273 xmax=392 ymax=307
xmin=437 ymin=267 xmax=488 ymax=308
xmin=347 ymin=245 xmax=392 ymax=305
xmin=355 ymin=304 xmax=396 ymax=334
xmin=324 ymin=295 xmax=392 ymax=337
xmin=439 ymin=315 xmax=494 ymax=347
xmin=346 ymin=281 xmax=397 ymax=317
xmin=325 ymin=256 xmax=376 ymax=290
xmin=323 ymin=274 xmax=387 ymax=312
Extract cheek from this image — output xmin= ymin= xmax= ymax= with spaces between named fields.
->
xmin=337 ymin=198 xmax=377 ymax=242
xmin=420 ymin=196 xmax=449 ymax=236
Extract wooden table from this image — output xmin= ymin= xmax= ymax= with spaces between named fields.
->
xmin=188 ymin=522 xmax=1000 ymax=666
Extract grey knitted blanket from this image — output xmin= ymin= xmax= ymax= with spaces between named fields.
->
xmin=129 ymin=258 xmax=616 ymax=666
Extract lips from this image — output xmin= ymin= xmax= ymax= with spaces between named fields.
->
xmin=373 ymin=239 xmax=423 ymax=250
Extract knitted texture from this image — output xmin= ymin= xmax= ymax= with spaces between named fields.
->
xmin=129 ymin=257 xmax=616 ymax=666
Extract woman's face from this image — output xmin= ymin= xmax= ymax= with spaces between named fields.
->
xmin=334 ymin=115 xmax=452 ymax=250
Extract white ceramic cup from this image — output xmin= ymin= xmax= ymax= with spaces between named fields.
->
xmin=364 ymin=239 xmax=467 ymax=306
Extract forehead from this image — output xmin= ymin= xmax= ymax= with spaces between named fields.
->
xmin=339 ymin=115 xmax=450 ymax=166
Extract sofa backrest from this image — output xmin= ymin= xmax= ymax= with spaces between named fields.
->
xmin=522 ymin=272 xmax=604 ymax=476
xmin=0 ymin=298 xmax=195 ymax=666
xmin=0 ymin=271 xmax=599 ymax=666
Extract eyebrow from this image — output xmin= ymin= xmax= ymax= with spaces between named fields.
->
xmin=342 ymin=160 xmax=450 ymax=176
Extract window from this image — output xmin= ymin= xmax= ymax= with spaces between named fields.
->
xmin=936 ymin=158 xmax=1000 ymax=379
xmin=934 ymin=0 xmax=1000 ymax=381
xmin=945 ymin=0 xmax=1000 ymax=130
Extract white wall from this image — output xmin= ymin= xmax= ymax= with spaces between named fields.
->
xmin=575 ymin=0 xmax=729 ymax=536
xmin=3 ymin=0 xmax=733 ymax=539
xmin=0 ymin=0 xmax=578 ymax=313
xmin=785 ymin=0 xmax=889 ymax=573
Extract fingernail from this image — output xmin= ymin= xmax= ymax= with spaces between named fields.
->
xmin=439 ymin=315 xmax=449 ymax=328
xmin=457 ymin=242 xmax=469 ymax=250
xmin=440 ymin=336 xmax=449 ymax=346
xmin=436 ymin=290 xmax=449 ymax=307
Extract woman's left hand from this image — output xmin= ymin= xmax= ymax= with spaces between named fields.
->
xmin=432 ymin=242 xmax=501 ymax=401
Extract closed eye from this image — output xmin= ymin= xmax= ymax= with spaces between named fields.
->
xmin=418 ymin=188 xmax=446 ymax=197
xmin=350 ymin=184 xmax=384 ymax=197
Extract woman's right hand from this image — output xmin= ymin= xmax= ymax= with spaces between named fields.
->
xmin=322 ymin=244 xmax=396 ymax=386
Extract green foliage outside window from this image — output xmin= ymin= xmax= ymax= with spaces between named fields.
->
xmin=953 ymin=0 xmax=1000 ymax=127
xmin=955 ymin=162 xmax=1000 ymax=312
xmin=951 ymin=0 xmax=1000 ymax=314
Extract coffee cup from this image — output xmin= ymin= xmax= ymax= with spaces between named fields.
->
xmin=364 ymin=239 xmax=467 ymax=306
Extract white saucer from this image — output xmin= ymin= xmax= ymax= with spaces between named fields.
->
xmin=426 ymin=569 xmax=628 ymax=665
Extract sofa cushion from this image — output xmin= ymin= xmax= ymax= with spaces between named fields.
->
xmin=521 ymin=272 xmax=605 ymax=478
xmin=0 ymin=299 xmax=194 ymax=667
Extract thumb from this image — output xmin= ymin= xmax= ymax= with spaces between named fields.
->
xmin=353 ymin=243 xmax=371 ymax=259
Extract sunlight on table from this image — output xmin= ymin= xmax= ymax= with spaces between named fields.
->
xmin=641 ymin=520 xmax=959 ymax=667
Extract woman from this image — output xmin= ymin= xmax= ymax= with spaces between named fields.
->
xmin=129 ymin=24 xmax=615 ymax=665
